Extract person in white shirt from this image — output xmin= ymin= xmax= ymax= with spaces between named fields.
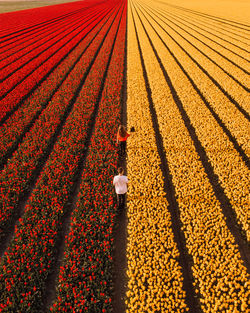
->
xmin=113 ymin=167 xmax=128 ymax=211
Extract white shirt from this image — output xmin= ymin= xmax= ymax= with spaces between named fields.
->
xmin=113 ymin=175 xmax=128 ymax=194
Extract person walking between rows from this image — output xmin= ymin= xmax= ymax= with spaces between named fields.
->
xmin=113 ymin=167 xmax=128 ymax=211
xmin=117 ymin=125 xmax=130 ymax=156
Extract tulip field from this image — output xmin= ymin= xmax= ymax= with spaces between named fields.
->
xmin=0 ymin=0 xmax=249 ymax=312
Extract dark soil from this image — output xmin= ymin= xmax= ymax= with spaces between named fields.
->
xmin=112 ymin=21 xmax=128 ymax=313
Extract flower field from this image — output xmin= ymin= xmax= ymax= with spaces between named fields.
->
xmin=0 ymin=0 xmax=127 ymax=311
xmin=0 ymin=0 xmax=249 ymax=312
xmin=126 ymin=0 xmax=249 ymax=312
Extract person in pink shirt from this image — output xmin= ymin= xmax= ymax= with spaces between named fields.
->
xmin=113 ymin=167 xmax=128 ymax=211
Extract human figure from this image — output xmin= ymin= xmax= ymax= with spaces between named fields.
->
xmin=117 ymin=125 xmax=130 ymax=156
xmin=113 ymin=167 xmax=128 ymax=211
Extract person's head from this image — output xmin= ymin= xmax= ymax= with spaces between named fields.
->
xmin=118 ymin=125 xmax=126 ymax=138
xmin=118 ymin=167 xmax=124 ymax=175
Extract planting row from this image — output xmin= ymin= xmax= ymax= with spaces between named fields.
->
xmin=0 ymin=5 xmax=112 ymax=168
xmin=0 ymin=8 xmax=94 ymax=77
xmin=0 ymin=1 xmax=124 ymax=311
xmin=163 ymin=2 xmax=250 ymax=34
xmin=145 ymin=4 xmax=250 ymax=90
xmin=0 ymin=2 xmax=119 ymax=242
xmin=125 ymin=3 xmax=189 ymax=312
xmin=0 ymin=0 xmax=112 ymax=122
xmin=134 ymin=0 xmax=250 ymax=241
xmin=129 ymin=1 xmax=249 ymax=312
xmin=143 ymin=2 xmax=249 ymax=110
xmin=165 ymin=7 xmax=250 ymax=50
xmin=0 ymin=7 xmax=88 ymax=58
xmin=0 ymin=14 xmax=95 ymax=93
xmin=0 ymin=0 xmax=93 ymax=37
xmin=143 ymin=1 xmax=249 ymax=63
xmin=137 ymin=1 xmax=250 ymax=118
xmin=51 ymin=5 xmax=126 ymax=310
xmin=159 ymin=8 xmax=250 ymax=60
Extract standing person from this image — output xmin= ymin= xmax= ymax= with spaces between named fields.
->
xmin=117 ymin=125 xmax=130 ymax=156
xmin=113 ymin=167 xmax=128 ymax=211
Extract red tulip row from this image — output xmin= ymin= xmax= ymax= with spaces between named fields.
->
xmin=0 ymin=8 xmax=103 ymax=96
xmin=0 ymin=7 xmax=86 ymax=55
xmin=0 ymin=6 xmax=112 ymax=167
xmin=0 ymin=1 xmax=124 ymax=311
xmin=0 ymin=8 xmax=95 ymax=78
xmin=51 ymin=5 xmax=126 ymax=311
xmin=0 ymin=1 xmax=111 ymax=121
xmin=0 ymin=0 xmax=90 ymax=38
xmin=0 ymin=4 xmax=119 ymax=241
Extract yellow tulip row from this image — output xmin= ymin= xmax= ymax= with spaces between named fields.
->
xmin=143 ymin=0 xmax=250 ymax=71
xmin=141 ymin=1 xmax=250 ymax=101
xmin=152 ymin=0 xmax=250 ymax=36
xmin=136 ymin=0 xmax=250 ymax=145
xmin=133 ymin=0 xmax=250 ymax=241
xmin=128 ymin=1 xmax=250 ymax=312
xmin=125 ymin=3 xmax=188 ymax=312
xmin=157 ymin=6 xmax=250 ymax=58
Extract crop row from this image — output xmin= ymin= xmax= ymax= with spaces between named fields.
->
xmin=164 ymin=7 xmax=249 ymax=49
xmin=129 ymin=1 xmax=249 ymax=311
xmin=0 ymin=6 xmax=112 ymax=168
xmin=144 ymin=1 xmax=249 ymax=58
xmin=145 ymin=4 xmax=250 ymax=90
xmin=0 ymin=15 xmax=93 ymax=90
xmin=0 ymin=9 xmax=94 ymax=78
xmin=141 ymin=2 xmax=250 ymax=112
xmin=162 ymin=7 xmax=250 ymax=63
xmin=124 ymin=4 xmax=189 ymax=312
xmin=164 ymin=3 xmax=250 ymax=35
xmin=0 ymin=1 xmax=124 ymax=311
xmin=0 ymin=1 xmax=90 ymax=38
xmin=138 ymin=1 xmax=250 ymax=116
xmin=51 ymin=5 xmax=126 ymax=311
xmin=0 ymin=10 xmax=80 ymax=57
xmin=161 ymin=7 xmax=246 ymax=43
xmin=134 ymin=0 xmax=250 ymax=241
xmin=0 ymin=3 xmax=119 ymax=243
xmin=159 ymin=8 xmax=250 ymax=59
xmin=0 ymin=1 xmax=112 ymax=122
xmin=0 ymin=7 xmax=87 ymax=56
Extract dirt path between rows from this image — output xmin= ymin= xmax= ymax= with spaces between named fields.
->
xmin=112 ymin=25 xmax=128 ymax=313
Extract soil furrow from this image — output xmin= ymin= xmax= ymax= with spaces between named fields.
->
xmin=142 ymin=4 xmax=249 ymax=91
xmin=142 ymin=4 xmax=249 ymax=74
xmin=162 ymin=8 xmax=250 ymax=54
xmin=0 ymin=7 xmax=92 ymax=61
xmin=0 ymin=6 xmax=88 ymax=43
xmin=112 ymin=14 xmax=128 ymax=313
xmin=0 ymin=15 xmax=92 ymax=81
